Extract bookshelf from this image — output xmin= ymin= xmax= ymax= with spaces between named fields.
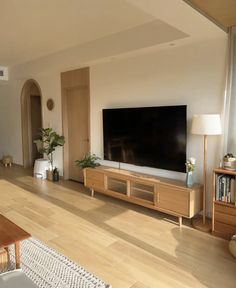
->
xmin=212 ymin=168 xmax=236 ymax=239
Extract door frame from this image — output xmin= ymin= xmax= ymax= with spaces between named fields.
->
xmin=61 ymin=67 xmax=90 ymax=180
xmin=21 ymin=79 xmax=43 ymax=168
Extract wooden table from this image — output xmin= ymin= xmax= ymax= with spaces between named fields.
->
xmin=0 ymin=214 xmax=31 ymax=268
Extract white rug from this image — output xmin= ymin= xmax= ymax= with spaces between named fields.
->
xmin=3 ymin=238 xmax=111 ymax=288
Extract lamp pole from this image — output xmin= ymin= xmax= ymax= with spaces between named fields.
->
xmin=203 ymin=134 xmax=207 ymax=225
xmin=191 ymin=114 xmax=222 ymax=232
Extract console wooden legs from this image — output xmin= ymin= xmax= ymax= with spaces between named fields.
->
xmin=91 ymin=189 xmax=94 ymax=197
xmin=178 ymin=216 xmax=182 ymax=227
xmin=15 ymin=242 xmax=20 ymax=268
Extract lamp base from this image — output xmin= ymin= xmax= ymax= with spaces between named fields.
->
xmin=192 ymin=215 xmax=212 ymax=233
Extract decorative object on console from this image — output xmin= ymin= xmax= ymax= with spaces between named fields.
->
xmin=223 ymin=153 xmax=236 ymax=170
xmin=76 ymin=153 xmax=101 ymax=182
xmin=186 ymin=172 xmax=193 ymax=188
xmin=75 ymin=153 xmax=101 ymax=169
xmin=191 ymin=114 xmax=222 ymax=232
xmin=185 ymin=157 xmax=196 ymax=187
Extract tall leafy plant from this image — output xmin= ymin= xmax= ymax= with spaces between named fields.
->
xmin=39 ymin=128 xmax=65 ymax=169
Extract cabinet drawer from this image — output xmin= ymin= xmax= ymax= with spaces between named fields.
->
xmin=85 ymin=169 xmax=104 ymax=190
xmin=214 ymin=203 xmax=236 ymax=216
xmin=156 ymin=184 xmax=189 ymax=216
xmin=214 ymin=204 xmax=236 ymax=227
xmin=214 ymin=221 xmax=236 ymax=239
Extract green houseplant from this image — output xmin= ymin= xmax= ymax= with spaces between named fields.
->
xmin=223 ymin=153 xmax=236 ymax=170
xmin=39 ymin=128 xmax=65 ymax=179
xmin=75 ymin=153 xmax=101 ymax=169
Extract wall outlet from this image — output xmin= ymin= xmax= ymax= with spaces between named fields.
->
xmin=0 ymin=67 xmax=8 ymax=81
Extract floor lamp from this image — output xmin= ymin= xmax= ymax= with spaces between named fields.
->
xmin=191 ymin=114 xmax=222 ymax=232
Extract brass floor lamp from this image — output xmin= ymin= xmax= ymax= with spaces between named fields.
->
xmin=191 ymin=114 xmax=222 ymax=232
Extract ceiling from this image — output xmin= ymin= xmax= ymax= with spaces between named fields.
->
xmin=0 ymin=0 xmax=154 ymax=66
xmin=185 ymin=0 xmax=236 ymax=29
xmin=0 ymin=0 xmax=226 ymax=67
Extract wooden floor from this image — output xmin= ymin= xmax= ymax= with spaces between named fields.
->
xmin=0 ymin=165 xmax=235 ymax=288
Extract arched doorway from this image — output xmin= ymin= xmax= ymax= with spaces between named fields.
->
xmin=21 ymin=79 xmax=43 ymax=168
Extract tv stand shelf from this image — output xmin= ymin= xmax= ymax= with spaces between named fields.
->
xmin=84 ymin=166 xmax=203 ymax=226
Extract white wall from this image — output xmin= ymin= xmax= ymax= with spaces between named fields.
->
xmin=0 ymin=81 xmax=23 ymax=164
xmin=90 ymin=37 xmax=227 ymax=214
xmin=0 ymin=74 xmax=63 ymax=167
xmin=0 ymin=35 xmax=227 ymax=215
xmin=227 ymin=28 xmax=236 ymax=153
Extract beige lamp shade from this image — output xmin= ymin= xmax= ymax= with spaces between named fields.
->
xmin=191 ymin=114 xmax=222 ymax=135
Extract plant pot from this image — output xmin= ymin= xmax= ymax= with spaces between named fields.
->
xmin=47 ymin=170 xmax=53 ymax=181
xmin=223 ymin=157 xmax=236 ymax=170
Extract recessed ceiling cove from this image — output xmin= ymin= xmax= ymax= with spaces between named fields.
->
xmin=0 ymin=0 xmax=154 ymax=66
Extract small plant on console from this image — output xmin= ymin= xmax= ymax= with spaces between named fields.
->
xmin=75 ymin=153 xmax=101 ymax=169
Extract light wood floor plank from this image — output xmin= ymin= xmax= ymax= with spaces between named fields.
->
xmin=130 ymin=282 xmax=150 ymax=288
xmin=0 ymin=165 xmax=235 ymax=288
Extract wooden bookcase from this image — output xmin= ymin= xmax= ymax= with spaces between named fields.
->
xmin=84 ymin=166 xmax=203 ymax=226
xmin=212 ymin=168 xmax=236 ymax=239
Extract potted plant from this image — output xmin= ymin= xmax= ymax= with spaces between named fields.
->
xmin=39 ymin=128 xmax=65 ymax=181
xmin=75 ymin=153 xmax=101 ymax=172
xmin=223 ymin=153 xmax=236 ymax=170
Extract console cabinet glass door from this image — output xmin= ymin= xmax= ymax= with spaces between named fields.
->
xmin=107 ymin=177 xmax=127 ymax=195
xmin=130 ymin=181 xmax=154 ymax=204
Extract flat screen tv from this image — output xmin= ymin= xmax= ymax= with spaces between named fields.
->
xmin=103 ymin=105 xmax=187 ymax=173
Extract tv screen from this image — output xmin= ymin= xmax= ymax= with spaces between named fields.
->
xmin=103 ymin=105 xmax=187 ymax=172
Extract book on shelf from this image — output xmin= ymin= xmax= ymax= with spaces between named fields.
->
xmin=215 ymin=174 xmax=235 ymax=204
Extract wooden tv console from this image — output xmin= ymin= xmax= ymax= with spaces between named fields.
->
xmin=84 ymin=166 xmax=203 ymax=226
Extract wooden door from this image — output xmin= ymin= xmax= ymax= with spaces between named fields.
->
xmin=66 ymin=86 xmax=89 ymax=182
